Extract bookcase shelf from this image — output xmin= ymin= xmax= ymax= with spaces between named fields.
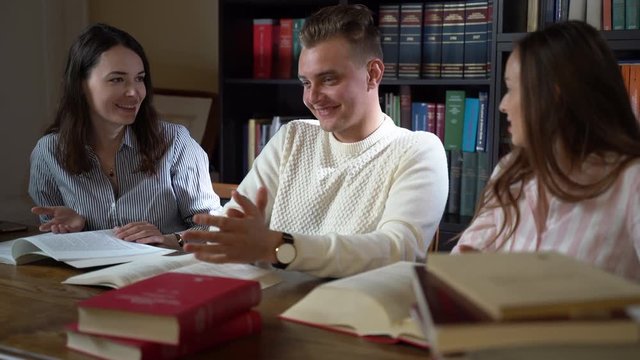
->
xmin=217 ymin=0 xmax=640 ymax=247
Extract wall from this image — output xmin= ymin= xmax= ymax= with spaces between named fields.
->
xmin=0 ymin=0 xmax=88 ymax=224
xmin=88 ymin=0 xmax=219 ymax=93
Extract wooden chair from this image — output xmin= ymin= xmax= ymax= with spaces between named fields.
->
xmin=212 ymin=182 xmax=238 ymax=204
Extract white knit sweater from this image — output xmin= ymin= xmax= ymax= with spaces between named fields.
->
xmin=225 ymin=116 xmax=448 ymax=277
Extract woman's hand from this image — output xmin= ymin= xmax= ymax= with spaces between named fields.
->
xmin=31 ymin=206 xmax=86 ymax=233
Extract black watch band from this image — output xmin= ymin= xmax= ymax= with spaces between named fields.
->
xmin=174 ymin=233 xmax=184 ymax=248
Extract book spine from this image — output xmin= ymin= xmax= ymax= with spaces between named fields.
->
xmin=447 ymin=149 xmax=463 ymax=215
xmin=585 ymin=0 xmax=602 ymax=30
xmin=463 ymin=1 xmax=489 ymax=79
xmin=603 ymin=0 xmax=613 ymax=30
xmin=527 ymin=0 xmax=539 ymax=32
xmin=292 ymin=18 xmax=305 ymax=75
xmin=427 ymin=103 xmax=437 ymax=133
xmin=568 ymin=0 xmax=587 ymax=21
xmin=276 ymin=19 xmax=293 ymax=79
xmin=398 ymin=3 xmax=423 ymax=78
xmin=421 ymin=2 xmax=444 ymax=78
xmin=486 ymin=0 xmax=493 ymax=77
xmin=253 ymin=19 xmax=275 ymax=79
xmin=459 ymin=151 xmax=478 ymax=217
xmin=475 ymin=151 xmax=490 ymax=208
xmin=462 ymin=97 xmax=480 ymax=152
xmin=380 ymin=4 xmax=400 ymax=79
xmin=629 ymin=65 xmax=640 ymax=121
xmin=441 ymin=1 xmax=466 ymax=79
xmin=412 ymin=102 xmax=428 ymax=131
xmin=444 ymin=90 xmax=466 ymax=150
xmin=626 ymin=0 xmax=640 ymax=30
xmin=400 ymin=85 xmax=412 ymax=129
xmin=475 ymin=91 xmax=489 ymax=152
xmin=612 ymin=0 xmax=625 ymax=30
xmin=436 ymin=102 xmax=446 ymax=143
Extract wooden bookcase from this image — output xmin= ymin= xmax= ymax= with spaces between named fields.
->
xmin=216 ymin=0 xmax=640 ymax=250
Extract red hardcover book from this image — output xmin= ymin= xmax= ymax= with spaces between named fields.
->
xmin=67 ymin=311 xmax=261 ymax=360
xmin=276 ymin=18 xmax=293 ymax=79
xmin=603 ymin=0 xmax=612 ymax=30
xmin=77 ymin=273 xmax=261 ymax=345
xmin=253 ymin=19 xmax=275 ymax=79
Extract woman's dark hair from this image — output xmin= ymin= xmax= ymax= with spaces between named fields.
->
xmin=477 ymin=21 xmax=640 ymax=246
xmin=48 ymin=23 xmax=167 ymax=175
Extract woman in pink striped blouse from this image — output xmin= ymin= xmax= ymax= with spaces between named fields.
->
xmin=453 ymin=21 xmax=640 ymax=281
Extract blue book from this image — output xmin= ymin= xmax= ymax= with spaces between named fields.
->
xmin=398 ymin=3 xmax=423 ymax=78
xmin=463 ymin=1 xmax=489 ymax=79
xmin=380 ymin=4 xmax=400 ymax=79
xmin=421 ymin=2 xmax=444 ymax=78
xmin=412 ymin=102 xmax=428 ymax=131
xmin=475 ymin=91 xmax=489 ymax=152
xmin=441 ymin=1 xmax=466 ymax=78
xmin=462 ymin=97 xmax=480 ymax=152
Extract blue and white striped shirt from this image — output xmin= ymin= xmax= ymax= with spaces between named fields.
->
xmin=29 ymin=122 xmax=221 ymax=233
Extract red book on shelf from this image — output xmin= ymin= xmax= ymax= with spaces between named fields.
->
xmin=67 ymin=311 xmax=261 ymax=360
xmin=276 ymin=18 xmax=293 ymax=79
xmin=253 ymin=19 xmax=275 ymax=79
xmin=77 ymin=273 xmax=261 ymax=345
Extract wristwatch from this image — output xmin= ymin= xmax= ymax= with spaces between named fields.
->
xmin=174 ymin=233 xmax=184 ymax=248
xmin=274 ymin=232 xmax=296 ymax=269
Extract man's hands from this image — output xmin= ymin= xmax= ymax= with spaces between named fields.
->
xmin=31 ymin=206 xmax=86 ymax=233
xmin=183 ymin=187 xmax=283 ymax=264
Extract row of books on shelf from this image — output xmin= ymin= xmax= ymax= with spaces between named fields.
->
xmin=523 ymin=0 xmax=640 ymax=32
xmin=66 ymin=272 xmax=263 ymax=360
xmin=382 ymin=87 xmax=490 ymax=152
xmin=253 ymin=18 xmax=305 ymax=79
xmin=243 ymin=115 xmax=298 ymax=174
xmin=380 ymin=1 xmax=492 ymax=80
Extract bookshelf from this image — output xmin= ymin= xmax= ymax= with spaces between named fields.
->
xmin=216 ymin=0 xmax=640 ymax=249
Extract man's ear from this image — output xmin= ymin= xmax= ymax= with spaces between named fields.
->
xmin=367 ymin=58 xmax=384 ymax=90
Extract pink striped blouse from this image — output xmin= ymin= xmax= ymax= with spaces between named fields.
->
xmin=453 ymin=156 xmax=640 ymax=281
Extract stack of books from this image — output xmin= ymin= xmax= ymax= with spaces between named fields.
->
xmin=66 ymin=272 xmax=262 ymax=360
xmin=412 ymin=252 xmax=640 ymax=356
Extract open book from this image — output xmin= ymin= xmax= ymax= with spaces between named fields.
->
xmin=411 ymin=252 xmax=640 ymax=355
xmin=280 ymin=261 xmax=427 ymax=348
xmin=0 ymin=230 xmax=174 ymax=268
xmin=63 ymin=253 xmax=282 ymax=290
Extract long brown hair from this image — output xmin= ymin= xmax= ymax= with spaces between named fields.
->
xmin=477 ymin=21 xmax=640 ymax=245
xmin=48 ymin=23 xmax=167 ymax=175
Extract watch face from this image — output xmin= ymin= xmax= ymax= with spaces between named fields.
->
xmin=276 ymin=243 xmax=296 ymax=264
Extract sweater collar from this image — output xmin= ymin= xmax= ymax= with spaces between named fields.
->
xmin=328 ymin=114 xmax=396 ymax=156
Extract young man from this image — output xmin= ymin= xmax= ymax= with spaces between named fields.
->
xmin=184 ymin=4 xmax=448 ymax=277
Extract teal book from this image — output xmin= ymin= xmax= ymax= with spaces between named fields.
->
xmin=626 ymin=0 xmax=640 ymax=29
xmin=475 ymin=151 xmax=491 ymax=208
xmin=292 ymin=18 xmax=305 ymax=75
xmin=444 ymin=90 xmax=466 ymax=150
xmin=460 ymin=151 xmax=478 ymax=217
xmin=612 ymin=0 xmax=625 ymax=30
xmin=462 ymin=97 xmax=480 ymax=152
xmin=447 ymin=149 xmax=463 ymax=215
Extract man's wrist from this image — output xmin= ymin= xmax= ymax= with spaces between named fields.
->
xmin=267 ymin=230 xmax=284 ymax=263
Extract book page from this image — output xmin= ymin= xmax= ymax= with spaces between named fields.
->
xmin=63 ymin=254 xmax=199 ymax=288
xmin=64 ymin=250 xmax=175 ymax=269
xmin=12 ymin=230 xmax=172 ymax=261
xmin=281 ymin=261 xmax=423 ymax=339
xmin=171 ymin=262 xmax=281 ymax=289
xmin=0 ymin=240 xmax=17 ymax=264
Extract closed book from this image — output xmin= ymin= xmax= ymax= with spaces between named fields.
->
xmin=412 ymin=257 xmax=640 ymax=355
xmin=555 ymin=0 xmax=570 ymax=22
xmin=475 ymin=151 xmax=490 ymax=205
xmin=421 ymin=2 xmax=444 ymax=78
xmin=444 ymin=90 xmax=466 ymax=150
xmin=626 ymin=0 xmax=640 ymax=29
xmin=463 ymin=1 xmax=489 ymax=79
xmin=527 ymin=0 xmax=539 ymax=32
xmin=78 ymin=273 xmax=261 ymax=345
xmin=379 ymin=4 xmax=400 ymax=79
xmin=426 ymin=102 xmax=437 ymax=133
xmin=486 ymin=0 xmax=493 ymax=77
xmin=462 ymin=97 xmax=480 ymax=152
xmin=475 ymin=91 xmax=489 ymax=152
xmin=411 ymin=102 xmax=428 ymax=131
xmin=441 ymin=1 xmax=466 ymax=78
xmin=612 ymin=0 xmax=625 ymax=30
xmin=400 ymin=85 xmax=412 ymax=129
xmin=585 ymin=0 xmax=602 ymax=30
xmin=66 ymin=311 xmax=262 ymax=360
xmin=398 ymin=3 xmax=423 ymax=78
xmin=276 ymin=18 xmax=293 ymax=79
xmin=603 ymin=0 xmax=613 ymax=30
xmin=447 ymin=149 xmax=463 ymax=215
xmin=569 ymin=0 xmax=586 ymax=21
xmin=292 ymin=18 xmax=305 ymax=74
xmin=253 ymin=19 xmax=275 ymax=79
xmin=459 ymin=151 xmax=478 ymax=217
xmin=435 ymin=102 xmax=446 ymax=143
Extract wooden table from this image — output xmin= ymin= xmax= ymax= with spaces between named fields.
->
xmin=0 ymin=230 xmax=431 ymax=359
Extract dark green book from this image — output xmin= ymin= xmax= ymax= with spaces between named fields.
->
xmin=444 ymin=90 xmax=466 ymax=150
xmin=460 ymin=151 xmax=478 ymax=217
xmin=475 ymin=151 xmax=491 ymax=209
xmin=447 ymin=149 xmax=463 ymax=215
